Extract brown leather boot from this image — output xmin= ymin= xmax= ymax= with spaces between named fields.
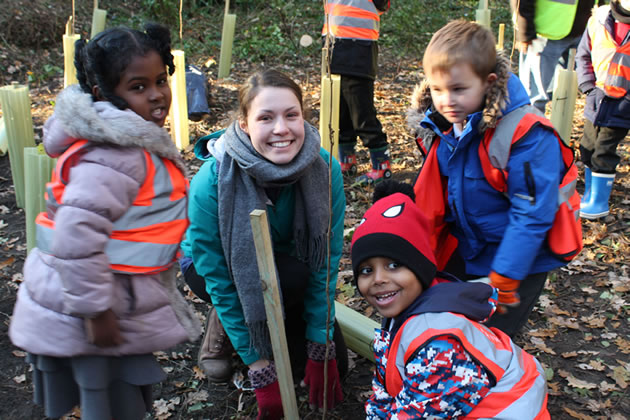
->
xmin=198 ymin=307 xmax=234 ymax=383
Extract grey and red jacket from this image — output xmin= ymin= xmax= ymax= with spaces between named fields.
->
xmin=366 ymin=278 xmax=549 ymax=419
xmin=9 ymin=85 xmax=200 ymax=358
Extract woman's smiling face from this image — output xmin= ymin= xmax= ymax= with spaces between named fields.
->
xmin=239 ymin=87 xmax=305 ymax=165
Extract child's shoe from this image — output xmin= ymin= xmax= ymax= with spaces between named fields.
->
xmin=580 ymin=172 xmax=614 ymax=219
xmin=338 ymin=144 xmax=358 ymax=176
xmin=356 ymin=146 xmax=392 ymax=185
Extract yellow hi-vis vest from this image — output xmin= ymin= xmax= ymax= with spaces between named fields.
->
xmin=36 ymin=139 xmax=189 ymax=274
xmin=587 ymin=6 xmax=630 ymax=98
xmin=322 ymin=0 xmax=381 ymax=41
xmin=534 ymin=0 xmax=579 ymax=40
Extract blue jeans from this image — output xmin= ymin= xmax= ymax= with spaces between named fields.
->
xmin=519 ymin=35 xmax=581 ymax=112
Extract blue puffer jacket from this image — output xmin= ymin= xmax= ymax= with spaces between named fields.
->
xmin=415 ymin=74 xmax=566 ymax=280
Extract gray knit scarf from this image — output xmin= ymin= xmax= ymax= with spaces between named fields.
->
xmin=217 ymin=121 xmax=330 ymax=359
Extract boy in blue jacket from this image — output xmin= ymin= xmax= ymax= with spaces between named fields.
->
xmin=407 ymin=20 xmax=571 ymax=337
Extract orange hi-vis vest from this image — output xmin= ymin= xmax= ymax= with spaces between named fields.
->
xmin=36 ymin=139 xmax=189 ymax=275
xmin=414 ymin=105 xmax=582 ymax=270
xmin=322 ymin=0 xmax=382 ymax=41
xmin=587 ymin=5 xmax=630 ymax=98
xmin=384 ymin=312 xmax=550 ymax=419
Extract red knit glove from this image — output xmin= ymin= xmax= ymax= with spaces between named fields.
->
xmin=248 ymin=362 xmax=283 ymax=420
xmin=489 ymin=271 xmax=521 ymax=313
xmin=303 ymin=341 xmax=343 ymax=409
xmin=253 ymin=381 xmax=283 ymax=420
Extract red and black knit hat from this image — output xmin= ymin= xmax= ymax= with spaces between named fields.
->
xmin=351 ymin=192 xmax=437 ymax=289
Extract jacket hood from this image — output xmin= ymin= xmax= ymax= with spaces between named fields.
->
xmin=193 ymin=128 xmax=227 ymax=162
xmin=44 ymin=84 xmax=187 ymax=175
xmin=406 ymin=54 xmax=529 ymax=141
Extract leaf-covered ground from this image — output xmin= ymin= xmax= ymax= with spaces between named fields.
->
xmin=1 ymin=2 xmax=630 ymax=418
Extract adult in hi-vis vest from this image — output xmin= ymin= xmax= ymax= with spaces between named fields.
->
xmin=9 ymin=25 xmax=200 ymax=420
xmin=576 ymin=0 xmax=630 ymax=219
xmin=323 ymin=0 xmax=392 ymax=184
xmin=512 ymin=0 xmax=603 ymax=112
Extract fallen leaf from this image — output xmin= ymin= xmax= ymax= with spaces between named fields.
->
xmin=0 ymin=257 xmax=15 ymax=269
xmin=12 ymin=374 xmax=26 ymax=384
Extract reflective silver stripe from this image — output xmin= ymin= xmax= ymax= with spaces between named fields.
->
xmin=610 ymin=52 xmax=630 ymax=67
xmin=605 ymin=74 xmax=630 ymax=92
xmin=548 ymin=0 xmax=576 ymax=4
xmin=559 ymin=177 xmax=577 ymax=209
xmin=36 ymin=223 xmax=178 ymax=271
xmin=105 ymin=239 xmax=179 ymax=271
xmin=35 ymin=223 xmax=54 ymax=253
xmin=113 ymin=154 xmax=187 ymax=230
xmin=488 ymin=105 xmax=543 ymax=170
xmin=328 ymin=15 xmax=378 ymax=31
xmin=396 ymin=313 xmax=547 ymax=418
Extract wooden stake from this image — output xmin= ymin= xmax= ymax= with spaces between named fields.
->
xmin=249 ymin=209 xmax=300 ymax=420
xmin=0 ymin=83 xmax=36 ymax=209
xmin=550 ymin=48 xmax=578 ymax=144
xmin=497 ymin=23 xmax=505 ymax=50
xmin=319 ymin=74 xmax=340 ymax=158
xmin=168 ymin=50 xmax=190 ymax=150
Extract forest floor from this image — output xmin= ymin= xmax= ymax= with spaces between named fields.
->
xmin=1 ymin=4 xmax=630 ymax=419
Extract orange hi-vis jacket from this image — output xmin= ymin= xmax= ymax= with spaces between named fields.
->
xmin=414 ymin=105 xmax=582 ymax=270
xmin=587 ymin=5 xmax=630 ymax=98
xmin=384 ymin=312 xmax=550 ymax=419
xmin=36 ymin=139 xmax=189 ymax=274
xmin=322 ymin=0 xmax=383 ymax=41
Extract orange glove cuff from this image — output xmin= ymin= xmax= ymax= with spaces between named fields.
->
xmin=488 ymin=271 xmax=520 ymax=291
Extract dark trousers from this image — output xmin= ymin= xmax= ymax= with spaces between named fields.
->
xmin=445 ymin=248 xmax=548 ymax=337
xmin=184 ymin=253 xmax=348 ymax=379
xmin=339 ymin=75 xmax=387 ymax=150
xmin=579 ymin=119 xmax=630 ymax=174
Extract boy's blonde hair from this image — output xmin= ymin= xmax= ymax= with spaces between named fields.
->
xmin=423 ymin=20 xmax=496 ymax=79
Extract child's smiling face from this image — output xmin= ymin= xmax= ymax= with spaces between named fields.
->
xmin=113 ymin=50 xmax=172 ymax=127
xmin=357 ymin=257 xmax=423 ymax=318
xmin=427 ymin=62 xmax=496 ymax=125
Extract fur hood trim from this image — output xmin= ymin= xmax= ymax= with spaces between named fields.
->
xmin=50 ymin=85 xmax=187 ymax=176
xmin=406 ymin=53 xmax=512 ymax=139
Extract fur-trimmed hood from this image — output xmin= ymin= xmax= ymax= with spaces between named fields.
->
xmin=44 ymin=84 xmax=187 ymax=176
xmin=406 ymin=54 xmax=519 ymax=144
